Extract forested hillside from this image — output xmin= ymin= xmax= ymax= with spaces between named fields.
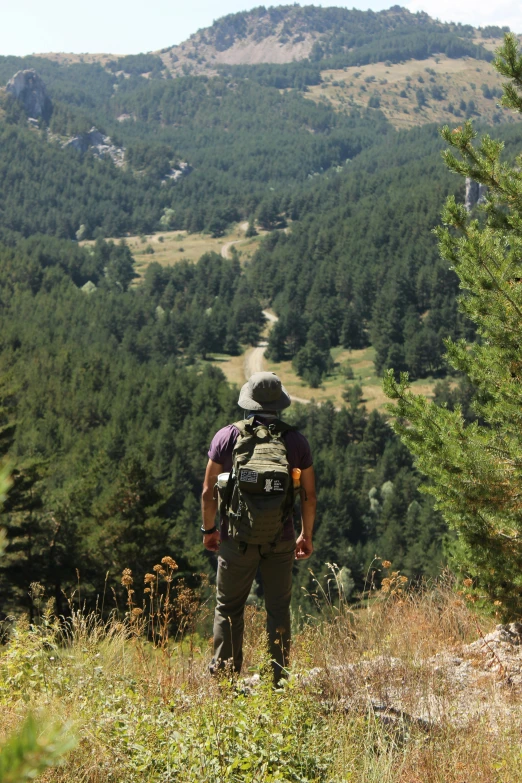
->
xmin=0 ymin=62 xmax=390 ymax=238
xmin=0 ymin=236 xmax=444 ymax=618
xmin=251 ymin=124 xmax=470 ymax=381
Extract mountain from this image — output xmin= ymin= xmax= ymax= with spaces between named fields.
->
xmin=157 ymin=5 xmax=497 ymax=74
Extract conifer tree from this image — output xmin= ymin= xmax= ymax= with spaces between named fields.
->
xmin=384 ymin=34 xmax=522 ymax=613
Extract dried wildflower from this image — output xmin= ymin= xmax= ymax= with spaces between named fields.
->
xmin=400 ymin=576 xmax=408 ymax=584
xmin=131 ymin=607 xmax=143 ymax=617
xmin=463 ymin=578 xmax=473 ymax=587
xmin=153 ymin=564 xmax=163 ymax=573
xmin=161 ymin=556 xmax=178 ymax=570
xmin=121 ymin=568 xmax=133 ymax=587
xmin=382 ymin=560 xmax=392 ymax=568
xmin=144 ymin=573 xmax=156 ymax=584
xmin=29 ymin=582 xmax=45 ymax=599
xmin=144 ymin=588 xmax=151 ymax=594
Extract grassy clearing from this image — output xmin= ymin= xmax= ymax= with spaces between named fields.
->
xmin=307 ymin=54 xmax=522 ymax=130
xmin=205 ymin=351 xmax=249 ymax=388
xmin=209 ymin=341 xmax=440 ymax=412
xmin=1 ymin=562 xmax=519 ymax=783
xmin=264 ymin=346 xmax=439 ymax=411
xmin=82 ymin=223 xmax=266 ymax=279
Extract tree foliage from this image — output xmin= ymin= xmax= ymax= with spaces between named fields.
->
xmin=384 ymin=34 xmax=522 ymax=614
xmin=0 ymin=234 xmax=446 ymax=616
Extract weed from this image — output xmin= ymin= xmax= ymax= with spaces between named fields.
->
xmin=1 ymin=561 xmax=521 ymax=781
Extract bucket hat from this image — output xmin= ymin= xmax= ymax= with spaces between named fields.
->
xmin=238 ymin=372 xmax=291 ymax=411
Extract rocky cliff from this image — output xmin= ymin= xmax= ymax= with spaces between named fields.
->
xmin=64 ymin=127 xmax=125 ymax=167
xmin=6 ymin=69 xmax=52 ymax=120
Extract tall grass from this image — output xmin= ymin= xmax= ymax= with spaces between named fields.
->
xmin=0 ymin=559 xmax=520 ymax=782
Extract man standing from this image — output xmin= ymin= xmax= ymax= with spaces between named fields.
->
xmin=201 ymin=371 xmax=316 ymax=684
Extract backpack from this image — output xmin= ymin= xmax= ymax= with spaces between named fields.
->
xmin=218 ymin=418 xmax=295 ymax=545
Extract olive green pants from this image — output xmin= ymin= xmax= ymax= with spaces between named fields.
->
xmin=211 ymin=537 xmax=296 ymax=683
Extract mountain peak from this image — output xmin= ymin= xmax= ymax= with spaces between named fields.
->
xmin=157 ymin=5 xmax=496 ymax=76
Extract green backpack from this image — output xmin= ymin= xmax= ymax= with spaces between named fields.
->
xmin=219 ymin=419 xmax=295 ymax=545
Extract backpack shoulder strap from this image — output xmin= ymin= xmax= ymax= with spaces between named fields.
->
xmin=269 ymin=420 xmax=295 ymax=435
xmin=233 ymin=419 xmax=295 ymax=435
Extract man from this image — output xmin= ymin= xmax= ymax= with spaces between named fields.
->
xmin=201 ymin=371 xmax=316 ymax=683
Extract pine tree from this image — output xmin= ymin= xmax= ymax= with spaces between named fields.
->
xmin=384 ymin=33 xmax=522 ymax=613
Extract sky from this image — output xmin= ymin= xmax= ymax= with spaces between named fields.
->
xmin=0 ymin=0 xmax=521 ymax=58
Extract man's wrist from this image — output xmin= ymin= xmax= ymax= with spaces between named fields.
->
xmin=201 ymin=524 xmax=218 ymax=535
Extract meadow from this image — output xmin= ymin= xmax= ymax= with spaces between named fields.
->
xmin=209 ymin=343 xmax=441 ymax=412
xmin=307 ymin=53 xmax=522 ymax=130
xmin=1 ymin=561 xmax=519 ymax=783
xmin=81 ymin=223 xmax=265 ymax=279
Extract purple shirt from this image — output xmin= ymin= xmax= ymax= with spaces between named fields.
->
xmin=208 ymin=418 xmax=313 ymax=540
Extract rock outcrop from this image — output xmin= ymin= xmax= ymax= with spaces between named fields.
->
xmin=6 ymin=69 xmax=52 ymax=121
xmin=465 ymin=177 xmax=487 ymax=212
xmin=161 ymin=161 xmax=192 ymax=183
xmin=64 ymin=127 xmax=125 ymax=167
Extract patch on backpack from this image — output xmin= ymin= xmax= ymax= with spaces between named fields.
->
xmin=240 ymin=469 xmax=258 ymax=483
xmin=264 ymin=479 xmax=284 ymax=492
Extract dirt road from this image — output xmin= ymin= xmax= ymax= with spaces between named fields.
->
xmin=243 ymin=342 xmax=268 ymax=379
xmin=221 ymin=240 xmax=239 ymax=260
xmin=243 ymin=313 xmax=311 ymax=405
xmin=242 ymin=310 xmax=276 ymax=379
xmin=221 ymin=222 xmax=249 ymax=260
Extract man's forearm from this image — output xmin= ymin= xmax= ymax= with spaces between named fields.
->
xmin=201 ymin=495 xmax=218 ymax=530
xmin=300 ymin=493 xmax=316 ymax=539
xmin=201 ymin=459 xmax=222 ymax=531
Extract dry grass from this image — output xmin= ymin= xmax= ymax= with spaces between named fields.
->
xmin=81 ymin=222 xmax=266 ymax=280
xmin=307 ymin=54 xmax=522 ymax=130
xmin=1 ymin=558 xmax=520 ymax=782
xmin=209 ymin=340 xmax=441 ymax=412
xmin=262 ymin=346 xmax=439 ymax=412
xmin=205 ymin=351 xmax=249 ymax=388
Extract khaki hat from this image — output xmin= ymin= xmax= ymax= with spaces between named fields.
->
xmin=238 ymin=372 xmax=291 ymax=411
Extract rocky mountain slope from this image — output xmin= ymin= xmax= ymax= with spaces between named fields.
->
xmin=156 ymin=5 xmax=499 ymax=74
xmin=26 ymin=5 xmax=521 ymax=132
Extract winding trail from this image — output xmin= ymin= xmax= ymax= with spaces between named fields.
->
xmin=244 ymin=311 xmax=310 ymax=405
xmin=221 ymin=222 xmax=250 ymax=260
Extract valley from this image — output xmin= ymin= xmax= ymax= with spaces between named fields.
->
xmin=3 ymin=5 xmax=522 ymax=781
xmin=0 ymin=0 xmax=519 ymax=656
xmin=81 ymin=222 xmax=264 ymax=276
xmin=210 ymin=322 xmax=441 ymax=412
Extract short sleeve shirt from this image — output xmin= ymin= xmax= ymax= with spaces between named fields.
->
xmin=208 ymin=418 xmax=313 ymax=540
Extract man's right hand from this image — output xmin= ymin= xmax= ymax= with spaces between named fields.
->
xmin=295 ymin=534 xmax=313 ymax=560
xmin=203 ymin=530 xmax=220 ymax=552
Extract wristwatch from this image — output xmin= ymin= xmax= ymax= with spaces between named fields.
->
xmin=201 ymin=525 xmax=218 ymax=535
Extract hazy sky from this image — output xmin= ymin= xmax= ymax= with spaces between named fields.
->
xmin=1 ymin=0 xmax=521 ymax=57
